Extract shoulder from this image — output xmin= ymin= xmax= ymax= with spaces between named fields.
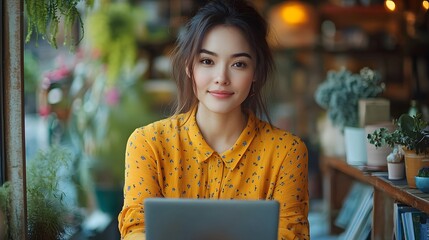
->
xmin=255 ymin=118 xmax=307 ymax=152
xmin=130 ymin=112 xmax=188 ymax=138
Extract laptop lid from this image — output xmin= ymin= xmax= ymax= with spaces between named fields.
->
xmin=144 ymin=198 xmax=279 ymax=240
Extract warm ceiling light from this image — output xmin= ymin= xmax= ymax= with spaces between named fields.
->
xmin=423 ymin=0 xmax=429 ymax=11
xmin=268 ymin=1 xmax=317 ymax=48
xmin=385 ymin=0 xmax=396 ymax=11
xmin=280 ymin=2 xmax=308 ymax=25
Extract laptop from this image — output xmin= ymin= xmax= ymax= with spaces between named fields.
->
xmin=144 ymin=198 xmax=279 ymax=240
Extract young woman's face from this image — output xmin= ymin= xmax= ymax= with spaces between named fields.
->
xmin=192 ymin=25 xmax=256 ymax=116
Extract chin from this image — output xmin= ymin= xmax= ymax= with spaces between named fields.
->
xmin=199 ymin=102 xmax=242 ymax=115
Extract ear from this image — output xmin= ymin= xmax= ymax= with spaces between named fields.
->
xmin=186 ymin=67 xmax=191 ymax=78
xmin=185 ymin=59 xmax=191 ymax=78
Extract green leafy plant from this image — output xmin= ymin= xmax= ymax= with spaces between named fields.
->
xmin=85 ymin=2 xmax=138 ymax=85
xmin=0 ymin=146 xmax=77 ymax=239
xmin=26 ymin=146 xmax=75 ymax=239
xmin=418 ymin=167 xmax=429 ymax=177
xmin=367 ymin=114 xmax=429 ymax=155
xmin=0 ymin=182 xmax=10 ymax=239
xmin=24 ymin=0 xmax=94 ymax=49
xmin=24 ymin=51 xmax=40 ymax=94
xmin=315 ymin=67 xmax=384 ymax=130
xmin=67 ymin=57 xmax=159 ymax=189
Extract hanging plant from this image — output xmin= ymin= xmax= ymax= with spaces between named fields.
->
xmin=24 ymin=0 xmax=94 ymax=49
xmin=86 ymin=2 xmax=138 ymax=85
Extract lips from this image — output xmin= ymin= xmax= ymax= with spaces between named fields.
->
xmin=208 ymin=90 xmax=234 ymax=98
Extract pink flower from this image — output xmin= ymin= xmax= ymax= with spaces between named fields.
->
xmin=105 ymin=88 xmax=120 ymax=106
xmin=44 ymin=65 xmax=71 ymax=82
xmin=39 ymin=105 xmax=51 ymax=117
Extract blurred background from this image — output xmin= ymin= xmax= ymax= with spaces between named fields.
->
xmin=3 ymin=0 xmax=429 ymax=239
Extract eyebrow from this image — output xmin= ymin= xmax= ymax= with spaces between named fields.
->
xmin=200 ymin=49 xmax=252 ymax=59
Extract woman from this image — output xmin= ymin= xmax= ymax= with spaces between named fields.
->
xmin=118 ymin=0 xmax=309 ymax=239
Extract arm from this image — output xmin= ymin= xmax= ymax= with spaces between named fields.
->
xmin=123 ymin=232 xmax=146 ymax=240
xmin=274 ymin=138 xmax=310 ymax=240
xmin=118 ymin=127 xmax=163 ymax=239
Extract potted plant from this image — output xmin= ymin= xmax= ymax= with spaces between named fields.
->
xmin=69 ymin=59 xmax=159 ymax=218
xmin=315 ymin=67 xmax=384 ymax=165
xmin=0 ymin=146 xmax=78 ymax=239
xmin=367 ymin=113 xmax=429 ymax=188
xmin=415 ymin=167 xmax=429 ymax=193
xmin=26 ymin=146 xmax=79 ymax=239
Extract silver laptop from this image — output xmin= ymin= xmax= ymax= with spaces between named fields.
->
xmin=144 ymin=198 xmax=279 ymax=240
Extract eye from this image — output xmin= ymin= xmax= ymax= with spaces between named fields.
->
xmin=233 ymin=62 xmax=247 ymax=68
xmin=200 ymin=59 xmax=213 ymax=65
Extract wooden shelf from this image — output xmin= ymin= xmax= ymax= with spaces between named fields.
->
xmin=323 ymin=156 xmax=429 ymax=211
xmin=321 ymin=156 xmax=429 ymax=239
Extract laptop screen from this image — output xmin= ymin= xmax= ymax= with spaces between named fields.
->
xmin=144 ymin=198 xmax=279 ymax=240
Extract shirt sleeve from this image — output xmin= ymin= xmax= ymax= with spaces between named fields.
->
xmin=123 ymin=232 xmax=146 ymax=240
xmin=118 ymin=127 xmax=163 ymax=239
xmin=274 ymin=137 xmax=310 ymax=240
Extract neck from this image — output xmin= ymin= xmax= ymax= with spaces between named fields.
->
xmin=196 ymin=106 xmax=247 ymax=154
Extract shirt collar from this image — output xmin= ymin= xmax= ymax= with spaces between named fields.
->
xmin=186 ymin=108 xmax=258 ymax=170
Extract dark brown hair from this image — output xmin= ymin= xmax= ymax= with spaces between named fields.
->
xmin=170 ymin=0 xmax=274 ymax=120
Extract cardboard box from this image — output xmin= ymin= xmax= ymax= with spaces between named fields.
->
xmin=359 ymin=98 xmax=391 ymax=127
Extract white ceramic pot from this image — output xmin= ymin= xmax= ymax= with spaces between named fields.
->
xmin=387 ymin=162 xmax=405 ymax=180
xmin=317 ymin=114 xmax=345 ymax=157
xmin=344 ymin=127 xmax=367 ymax=166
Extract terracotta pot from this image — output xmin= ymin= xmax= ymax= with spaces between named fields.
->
xmin=404 ymin=149 xmax=429 ymax=188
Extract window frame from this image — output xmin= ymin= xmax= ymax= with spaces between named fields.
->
xmin=0 ymin=0 xmax=5 ymax=186
xmin=2 ymin=0 xmax=27 ymax=239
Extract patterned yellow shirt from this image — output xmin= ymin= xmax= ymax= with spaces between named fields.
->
xmin=118 ymin=109 xmax=309 ymax=240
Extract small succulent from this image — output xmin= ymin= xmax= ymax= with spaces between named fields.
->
xmin=386 ymin=146 xmax=404 ymax=163
xmin=417 ymin=167 xmax=429 ymax=177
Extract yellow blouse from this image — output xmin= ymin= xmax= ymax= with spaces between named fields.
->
xmin=118 ymin=109 xmax=309 ymax=240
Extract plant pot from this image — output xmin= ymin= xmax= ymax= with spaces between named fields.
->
xmin=404 ymin=150 xmax=429 ymax=188
xmin=415 ymin=176 xmax=429 ymax=193
xmin=387 ymin=162 xmax=405 ymax=180
xmin=344 ymin=127 xmax=367 ymax=165
xmin=365 ymin=122 xmax=394 ymax=167
xmin=317 ymin=114 xmax=346 ymax=157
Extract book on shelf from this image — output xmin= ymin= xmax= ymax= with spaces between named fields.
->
xmin=335 ymin=182 xmax=373 ymax=229
xmin=394 ymin=203 xmax=418 ymax=240
xmin=336 ymin=183 xmax=374 ymax=240
xmin=394 ymin=202 xmax=429 ymax=240
xmin=421 ymin=219 xmax=429 ymax=240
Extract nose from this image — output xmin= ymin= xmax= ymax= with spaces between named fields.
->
xmin=214 ymin=65 xmax=230 ymax=86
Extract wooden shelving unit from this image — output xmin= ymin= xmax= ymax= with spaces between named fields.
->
xmin=321 ymin=156 xmax=429 ymax=240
